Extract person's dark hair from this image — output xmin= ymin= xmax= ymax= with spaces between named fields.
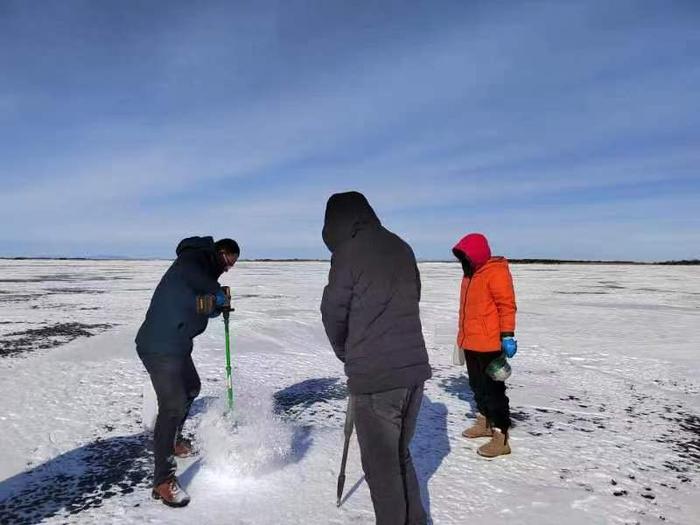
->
xmin=215 ymin=238 xmax=240 ymax=256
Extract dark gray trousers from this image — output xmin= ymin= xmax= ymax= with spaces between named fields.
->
xmin=139 ymin=352 xmax=201 ymax=486
xmin=353 ymin=384 xmax=427 ymax=525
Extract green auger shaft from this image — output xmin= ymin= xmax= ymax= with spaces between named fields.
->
xmin=223 ymin=311 xmax=233 ymax=412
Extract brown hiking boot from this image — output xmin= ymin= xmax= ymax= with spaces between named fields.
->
xmin=152 ymin=477 xmax=190 ymax=507
xmin=462 ymin=413 xmax=493 ymax=439
xmin=477 ymin=429 xmax=511 ymax=458
xmin=174 ymin=437 xmax=193 ymax=458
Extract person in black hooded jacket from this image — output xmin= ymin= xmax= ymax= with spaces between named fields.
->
xmin=136 ymin=236 xmax=239 ymax=507
xmin=321 ymin=192 xmax=431 ymax=525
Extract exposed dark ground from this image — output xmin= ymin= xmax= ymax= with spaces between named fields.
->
xmin=0 ymin=269 xmax=131 ymax=358
xmin=0 ymin=322 xmax=115 ymax=357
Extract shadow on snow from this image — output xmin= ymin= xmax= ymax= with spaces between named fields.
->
xmin=0 ymin=433 xmax=151 ymax=524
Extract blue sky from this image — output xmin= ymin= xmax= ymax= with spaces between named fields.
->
xmin=1 ymin=0 xmax=698 ymax=261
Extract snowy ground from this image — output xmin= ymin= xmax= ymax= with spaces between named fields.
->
xmin=0 ymin=260 xmax=698 ymax=525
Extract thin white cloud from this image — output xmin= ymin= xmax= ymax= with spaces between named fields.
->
xmin=0 ymin=1 xmax=698 ymax=260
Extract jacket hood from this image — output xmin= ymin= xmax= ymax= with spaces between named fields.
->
xmin=322 ymin=191 xmax=380 ymax=252
xmin=176 ymin=236 xmax=216 ymax=256
xmin=176 ymin=236 xmax=223 ymax=276
xmin=453 ymin=233 xmax=492 ymax=270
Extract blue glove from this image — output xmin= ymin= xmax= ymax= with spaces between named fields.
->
xmin=501 ymin=336 xmax=517 ymax=358
xmin=214 ymin=289 xmax=228 ymax=308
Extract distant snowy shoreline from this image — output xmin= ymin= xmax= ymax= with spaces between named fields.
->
xmin=1 ymin=257 xmax=698 ymax=265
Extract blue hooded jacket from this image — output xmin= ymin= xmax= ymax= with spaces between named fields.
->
xmin=136 ymin=236 xmax=223 ymax=356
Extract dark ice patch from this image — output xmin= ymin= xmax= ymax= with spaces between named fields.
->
xmin=45 ymin=288 xmax=106 ymax=295
xmin=38 ymin=273 xmax=131 ymax=282
xmin=0 ymin=293 xmax=43 ymax=303
xmin=554 ymin=291 xmax=609 ymax=295
xmin=0 ymin=322 xmax=115 ymax=357
xmin=236 ymin=294 xmax=286 ymax=299
xmin=0 ymin=273 xmax=131 ymax=284
xmin=510 ymin=409 xmax=531 ymax=422
xmin=659 ymin=409 xmax=700 ymax=474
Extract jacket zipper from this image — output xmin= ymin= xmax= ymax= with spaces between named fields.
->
xmin=459 ymin=277 xmax=471 ymax=347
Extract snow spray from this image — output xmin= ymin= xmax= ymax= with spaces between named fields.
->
xmin=197 ymin=393 xmax=295 ymax=479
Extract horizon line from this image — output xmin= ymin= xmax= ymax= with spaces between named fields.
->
xmin=0 ymin=256 xmax=698 ymax=266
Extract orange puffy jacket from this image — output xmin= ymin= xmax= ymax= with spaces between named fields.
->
xmin=457 ymin=257 xmax=517 ymax=352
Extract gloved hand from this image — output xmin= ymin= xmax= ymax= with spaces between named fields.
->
xmin=501 ymin=336 xmax=517 ymax=358
xmin=196 ymin=294 xmax=216 ymax=315
xmin=214 ymin=287 xmax=234 ymax=318
xmin=214 ymin=289 xmax=229 ymax=309
xmin=195 ymin=288 xmax=232 ymax=316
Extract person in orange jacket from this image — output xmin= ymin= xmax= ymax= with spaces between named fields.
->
xmin=453 ymin=232 xmax=517 ymax=458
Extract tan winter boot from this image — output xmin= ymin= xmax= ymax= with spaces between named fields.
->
xmin=462 ymin=413 xmax=493 ymax=439
xmin=477 ymin=429 xmax=511 ymax=458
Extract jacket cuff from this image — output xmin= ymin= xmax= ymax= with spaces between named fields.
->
xmin=500 ymin=331 xmax=514 ymax=339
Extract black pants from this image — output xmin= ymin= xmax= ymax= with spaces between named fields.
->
xmin=354 ymin=384 xmax=427 ymax=525
xmin=464 ymin=350 xmax=511 ymax=431
xmin=139 ymin=352 xmax=201 ymax=486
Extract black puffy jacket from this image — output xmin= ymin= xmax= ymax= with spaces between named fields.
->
xmin=136 ymin=237 xmax=223 ymax=357
xmin=320 ymin=192 xmax=432 ymax=394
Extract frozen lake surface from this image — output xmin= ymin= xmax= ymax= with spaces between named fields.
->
xmin=0 ymin=260 xmax=698 ymax=524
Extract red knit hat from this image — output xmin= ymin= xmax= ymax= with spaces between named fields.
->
xmin=453 ymin=233 xmax=491 ymax=270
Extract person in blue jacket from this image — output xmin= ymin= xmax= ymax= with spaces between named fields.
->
xmin=136 ymin=236 xmax=239 ymax=507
